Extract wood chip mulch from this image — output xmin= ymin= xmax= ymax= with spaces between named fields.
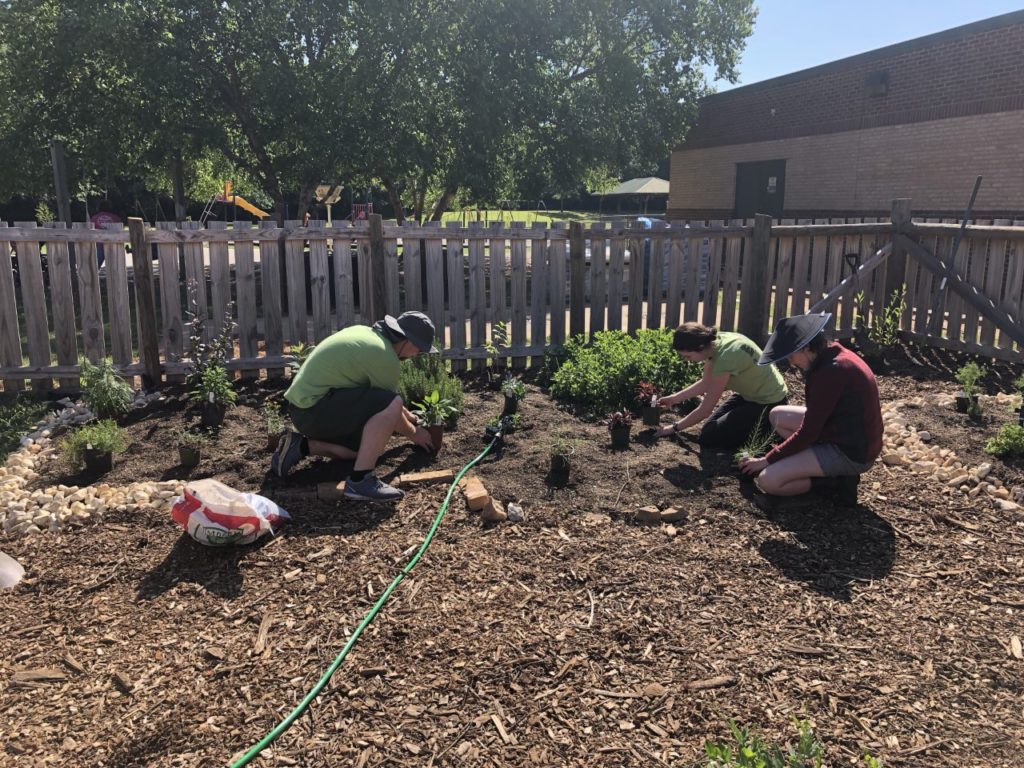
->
xmin=2 ymin=345 xmax=1023 ymax=767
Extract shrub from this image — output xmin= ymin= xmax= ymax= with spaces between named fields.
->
xmin=985 ymin=424 xmax=1024 ymax=458
xmin=606 ymin=410 xmax=632 ymax=430
xmin=189 ymin=365 xmax=237 ymax=408
xmin=487 ymin=413 xmax=523 ymax=433
xmin=289 ymin=342 xmax=314 ymax=371
xmin=550 ymin=433 xmax=576 ymax=459
xmin=411 ymin=389 xmax=459 ymax=427
xmin=634 ymin=380 xmax=660 ymax=411
xmin=80 ymin=358 xmax=133 ymax=419
xmin=61 ymin=420 xmax=126 ymax=465
xmin=704 ymin=720 xmax=823 ymax=768
xmin=175 ymin=428 xmax=210 ymax=450
xmin=0 ymin=396 xmax=51 ymax=462
xmin=501 ymin=375 xmax=527 ymax=401
xmin=399 ymin=355 xmax=464 ymax=416
xmin=263 ymin=401 xmax=286 ymax=434
xmin=955 ymin=362 xmax=986 ymax=397
xmin=735 ymin=415 xmax=775 ymax=464
xmin=550 ymin=329 xmax=699 ymax=414
xmin=186 ymin=280 xmax=235 ymax=389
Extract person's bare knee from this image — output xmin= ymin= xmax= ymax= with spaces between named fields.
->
xmin=755 ymin=469 xmax=781 ymax=495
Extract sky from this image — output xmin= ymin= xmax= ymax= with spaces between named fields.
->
xmin=715 ymin=1 xmax=1024 ymax=91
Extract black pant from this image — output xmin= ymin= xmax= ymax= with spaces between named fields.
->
xmin=698 ymin=394 xmax=788 ymax=451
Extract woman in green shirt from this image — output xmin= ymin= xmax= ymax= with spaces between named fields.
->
xmin=655 ymin=322 xmax=788 ymax=450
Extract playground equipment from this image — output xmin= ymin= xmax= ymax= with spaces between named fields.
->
xmin=200 ymin=181 xmax=270 ymax=224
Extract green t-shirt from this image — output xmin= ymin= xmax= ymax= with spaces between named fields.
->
xmin=710 ymin=332 xmax=787 ymax=405
xmin=284 ymin=325 xmax=400 ymax=409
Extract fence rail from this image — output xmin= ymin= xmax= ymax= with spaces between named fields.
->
xmin=1 ymin=201 xmax=1021 ymax=392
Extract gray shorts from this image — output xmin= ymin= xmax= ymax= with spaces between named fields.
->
xmin=812 ymin=443 xmax=874 ymax=477
xmin=288 ymin=386 xmax=397 ymax=451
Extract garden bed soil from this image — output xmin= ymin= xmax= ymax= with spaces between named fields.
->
xmin=2 ymin=345 xmax=1023 ymax=767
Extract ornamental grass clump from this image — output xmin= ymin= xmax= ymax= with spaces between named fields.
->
xmin=80 ymin=358 xmax=133 ymax=419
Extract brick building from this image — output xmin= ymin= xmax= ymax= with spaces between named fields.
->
xmin=668 ymin=11 xmax=1024 ymax=220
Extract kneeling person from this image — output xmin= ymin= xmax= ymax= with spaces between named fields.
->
xmin=271 ymin=312 xmax=437 ymax=501
xmin=739 ymin=313 xmax=883 ymax=506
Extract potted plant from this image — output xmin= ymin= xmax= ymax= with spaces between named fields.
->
xmin=175 ymin=429 xmax=209 ymax=468
xmin=549 ymin=434 xmax=575 ymax=477
xmin=607 ymin=410 xmax=632 ymax=449
xmin=635 ymin=380 xmax=661 ymax=426
xmin=954 ymin=362 xmax=985 ymax=415
xmin=61 ymin=419 xmax=126 ymax=474
xmin=263 ymin=401 xmax=287 ymax=451
xmin=501 ymin=375 xmax=527 ymax=415
xmin=412 ymin=389 xmax=459 ymax=453
xmin=190 ymin=364 xmax=237 ymax=428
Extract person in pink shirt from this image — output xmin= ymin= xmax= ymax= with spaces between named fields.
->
xmin=90 ymin=201 xmax=122 ymax=268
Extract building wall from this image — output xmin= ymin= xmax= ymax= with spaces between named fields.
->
xmin=669 ymin=110 xmax=1024 ymax=218
xmin=669 ymin=11 xmax=1024 ymax=219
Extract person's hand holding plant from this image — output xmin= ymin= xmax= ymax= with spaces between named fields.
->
xmin=739 ymin=456 xmax=768 ymax=475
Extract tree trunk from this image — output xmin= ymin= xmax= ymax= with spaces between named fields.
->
xmin=296 ymin=182 xmax=316 ymax=220
xmin=428 ymin=185 xmax=457 ymax=222
xmin=271 ymin=191 xmax=286 ymax=226
xmin=383 ymin=177 xmax=406 ymax=224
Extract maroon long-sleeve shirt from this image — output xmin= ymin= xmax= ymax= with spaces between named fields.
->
xmin=765 ymin=343 xmax=883 ymax=466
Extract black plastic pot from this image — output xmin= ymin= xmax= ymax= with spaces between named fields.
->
xmin=427 ymin=425 xmax=444 ymax=454
xmin=610 ymin=426 xmax=631 ymax=449
xmin=954 ymin=391 xmax=979 ymax=414
xmin=201 ymin=402 xmax=227 ymax=429
xmin=502 ymin=395 xmax=519 ymax=415
xmin=641 ymin=406 xmax=660 ymax=427
xmin=550 ymin=454 xmax=571 ymax=476
xmin=178 ymin=445 xmax=201 ymax=468
xmin=1018 ymin=407 xmax=1024 ymax=427
xmin=83 ymin=449 xmax=113 ymax=474
xmin=267 ymin=430 xmax=282 ymax=452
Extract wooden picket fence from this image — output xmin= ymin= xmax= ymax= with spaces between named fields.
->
xmin=0 ymin=200 xmax=1021 ymax=392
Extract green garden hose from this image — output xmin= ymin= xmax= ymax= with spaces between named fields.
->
xmin=228 ymin=435 xmax=500 ymax=768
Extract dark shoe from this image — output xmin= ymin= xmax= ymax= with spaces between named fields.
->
xmin=271 ymin=431 xmax=305 ymax=477
xmin=343 ymin=474 xmax=404 ymax=502
xmin=751 ymin=490 xmax=779 ymax=515
xmin=811 ymin=475 xmax=859 ymax=507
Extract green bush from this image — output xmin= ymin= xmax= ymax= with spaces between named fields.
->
xmin=80 ymin=358 xmax=134 ymax=419
xmin=705 ymin=720 xmax=823 ymax=768
xmin=985 ymin=424 xmax=1024 ymax=458
xmin=0 ymin=396 xmax=52 ymax=461
xmin=399 ymin=355 xmax=464 ymax=416
xmin=188 ymin=364 xmax=237 ymax=408
xmin=61 ymin=420 xmax=126 ymax=465
xmin=549 ymin=329 xmax=699 ymax=414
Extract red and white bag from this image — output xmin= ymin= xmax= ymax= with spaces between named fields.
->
xmin=171 ymin=478 xmax=290 ymax=546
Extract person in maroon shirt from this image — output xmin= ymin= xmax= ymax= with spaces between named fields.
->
xmin=739 ymin=313 xmax=883 ymax=507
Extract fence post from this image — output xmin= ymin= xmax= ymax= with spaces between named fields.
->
xmin=738 ymin=214 xmax=772 ymax=345
xmin=128 ymin=218 xmax=162 ymax=387
xmin=569 ymin=222 xmax=586 ymax=338
xmin=883 ymin=199 xmax=912 ymax=315
xmin=368 ymin=214 xmax=388 ymax=323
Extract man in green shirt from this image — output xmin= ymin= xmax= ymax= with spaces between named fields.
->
xmin=655 ymin=322 xmax=788 ymax=451
xmin=271 ymin=311 xmax=437 ymax=501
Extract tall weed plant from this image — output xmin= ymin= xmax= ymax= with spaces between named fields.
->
xmin=80 ymin=358 xmax=134 ymax=419
xmin=549 ymin=329 xmax=699 ymax=414
xmin=399 ymin=355 xmax=464 ymax=417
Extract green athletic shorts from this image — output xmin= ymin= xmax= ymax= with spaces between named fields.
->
xmin=288 ymin=387 xmax=398 ymax=451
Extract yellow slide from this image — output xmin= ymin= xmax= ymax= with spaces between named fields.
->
xmin=219 ymin=181 xmax=270 ymax=218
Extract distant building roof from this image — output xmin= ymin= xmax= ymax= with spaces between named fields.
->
xmin=604 ymin=177 xmax=670 ymax=196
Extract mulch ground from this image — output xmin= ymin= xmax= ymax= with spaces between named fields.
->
xmin=2 ymin=344 xmax=1023 ymax=767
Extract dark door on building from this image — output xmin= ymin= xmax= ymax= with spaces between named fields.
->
xmin=734 ymin=160 xmax=786 ymax=218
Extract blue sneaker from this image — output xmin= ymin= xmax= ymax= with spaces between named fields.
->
xmin=271 ymin=431 xmax=305 ymax=477
xmin=343 ymin=474 xmax=404 ymax=502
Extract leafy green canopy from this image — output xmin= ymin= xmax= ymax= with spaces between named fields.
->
xmin=0 ymin=0 xmax=755 ymax=219
xmin=549 ymin=329 xmax=699 ymax=414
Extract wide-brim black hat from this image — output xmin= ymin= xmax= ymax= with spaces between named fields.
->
xmin=758 ymin=313 xmax=832 ymax=365
xmin=383 ymin=311 xmax=439 ymax=353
